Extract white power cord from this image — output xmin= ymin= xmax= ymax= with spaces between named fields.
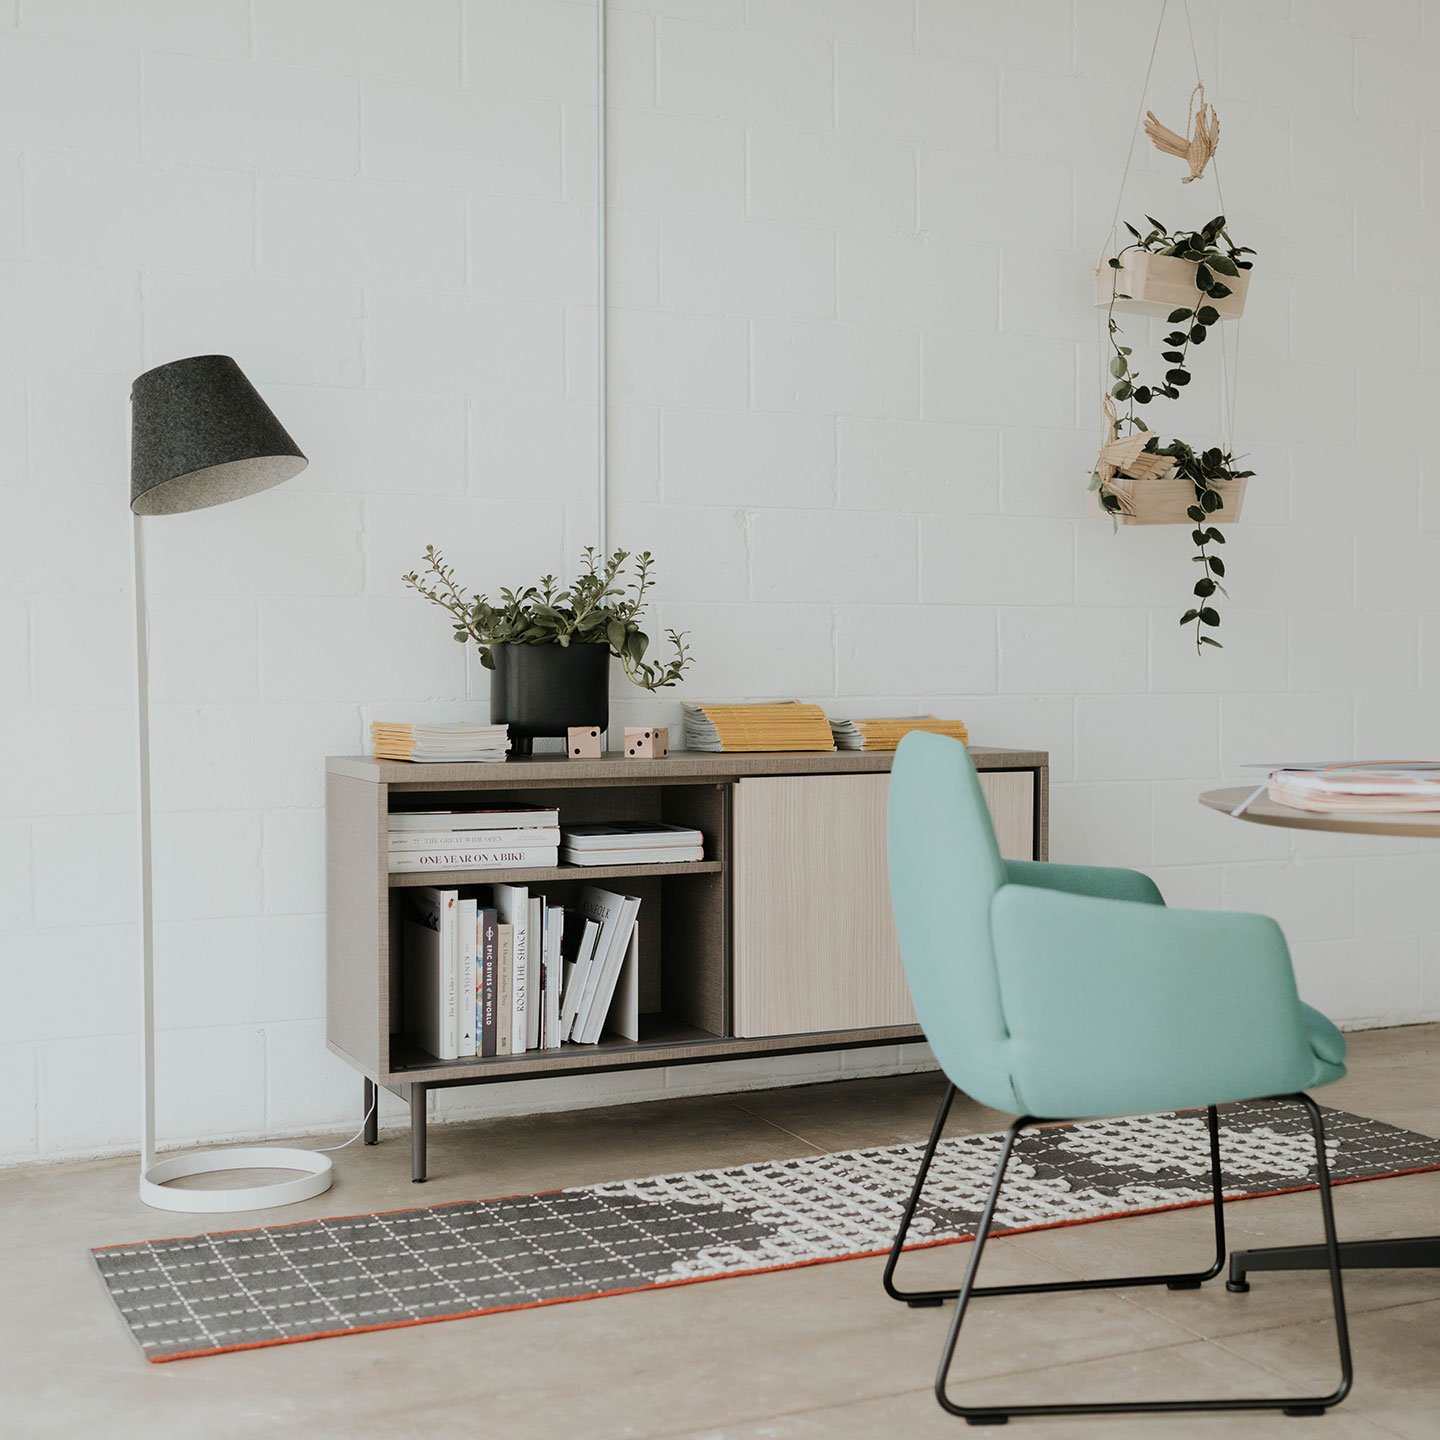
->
xmin=312 ymin=1090 xmax=378 ymax=1154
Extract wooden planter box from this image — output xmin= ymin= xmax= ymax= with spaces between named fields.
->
xmin=1093 ymin=472 xmax=1248 ymax=526
xmin=1093 ymin=253 xmax=1249 ymax=319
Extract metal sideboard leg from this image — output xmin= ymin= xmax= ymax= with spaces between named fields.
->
xmin=363 ymin=1078 xmax=378 ymax=1145
xmin=410 ymin=1085 xmax=428 ymax=1183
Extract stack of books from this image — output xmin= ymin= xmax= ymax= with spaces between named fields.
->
xmin=682 ymin=700 xmax=835 ymax=753
xmin=830 ymin=715 xmax=970 ymax=751
xmin=1266 ymin=762 xmax=1440 ymax=814
xmin=388 ymin=805 xmax=560 ymax=873
xmin=403 ymin=883 xmax=641 ymax=1060
xmin=561 ymin=821 xmax=704 ymax=866
xmin=371 ymin=720 xmax=510 ymax=763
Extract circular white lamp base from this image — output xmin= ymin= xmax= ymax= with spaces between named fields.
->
xmin=140 ymin=1146 xmax=334 ymax=1214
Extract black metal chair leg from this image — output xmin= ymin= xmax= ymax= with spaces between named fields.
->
xmin=929 ymin=1094 xmax=1352 ymax=1424
xmin=886 ymin=1099 xmax=1227 ymax=1308
xmin=884 ymin=1083 xmax=958 ymax=1307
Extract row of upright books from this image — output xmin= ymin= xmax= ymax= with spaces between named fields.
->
xmin=388 ymin=806 xmax=705 ymax=874
xmin=404 ymin=883 xmax=640 ymax=1061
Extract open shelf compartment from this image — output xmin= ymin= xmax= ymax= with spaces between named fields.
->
xmin=383 ymin=781 xmax=730 ymax=1077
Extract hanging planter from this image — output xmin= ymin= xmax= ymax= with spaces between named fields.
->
xmin=1091 ymin=213 xmax=1256 ymax=652
xmin=1092 ymin=249 xmax=1249 ymax=318
xmin=1089 ymin=397 xmax=1250 ymax=526
xmin=1088 ymin=35 xmax=1255 ymax=653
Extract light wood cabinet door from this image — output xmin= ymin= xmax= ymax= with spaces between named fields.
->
xmin=731 ymin=770 xmax=1034 ymax=1039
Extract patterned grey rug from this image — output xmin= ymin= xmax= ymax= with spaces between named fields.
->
xmin=94 ymin=1101 xmax=1440 ymax=1362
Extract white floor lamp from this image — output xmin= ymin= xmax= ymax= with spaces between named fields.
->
xmin=131 ymin=354 xmax=334 ymax=1213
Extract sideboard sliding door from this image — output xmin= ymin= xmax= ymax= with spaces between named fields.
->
xmin=731 ymin=771 xmax=1035 ymax=1039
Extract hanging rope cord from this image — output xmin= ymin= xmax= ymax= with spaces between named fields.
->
xmin=1097 ymin=0 xmax=1240 ymax=455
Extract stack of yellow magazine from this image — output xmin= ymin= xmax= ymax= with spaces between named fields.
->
xmin=830 ymin=715 xmax=969 ymax=751
xmin=682 ymin=701 xmax=835 ymax=753
xmin=371 ymin=721 xmax=510 ymax=763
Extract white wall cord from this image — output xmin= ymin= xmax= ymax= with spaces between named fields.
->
xmin=313 ymin=1091 xmax=377 ymax=1153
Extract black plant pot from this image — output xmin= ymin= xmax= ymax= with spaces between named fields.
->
xmin=489 ymin=642 xmax=610 ymax=755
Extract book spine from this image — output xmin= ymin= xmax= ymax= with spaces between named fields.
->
xmin=526 ymin=897 xmax=543 ymax=1051
xmin=457 ymin=899 xmax=477 ymax=1058
xmin=511 ymin=915 xmax=527 ymax=1053
xmin=389 ymin=847 xmax=559 ymax=873
xmin=440 ymin=894 xmax=458 ymax=1061
xmin=479 ymin=907 xmax=497 ymax=1059
xmin=388 ymin=828 xmax=561 ymax=852
xmin=496 ymin=924 xmax=513 ymax=1056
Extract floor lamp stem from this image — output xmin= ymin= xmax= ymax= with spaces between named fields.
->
xmin=130 ymin=513 xmax=332 ymax=1213
xmin=131 ymin=514 xmax=157 ymax=1176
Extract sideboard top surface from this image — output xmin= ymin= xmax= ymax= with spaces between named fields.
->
xmin=327 ymin=745 xmax=1048 ymax=788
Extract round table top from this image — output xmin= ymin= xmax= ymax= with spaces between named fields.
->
xmin=1200 ymin=786 xmax=1440 ymax=839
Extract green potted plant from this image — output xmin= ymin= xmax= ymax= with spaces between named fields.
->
xmin=404 ymin=546 xmax=693 ymax=753
xmin=1091 ymin=214 xmax=1255 ymax=653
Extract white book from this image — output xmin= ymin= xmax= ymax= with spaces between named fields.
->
xmin=578 ymin=905 xmax=640 ymax=1044
xmin=559 ymin=918 xmax=601 ymax=1040
xmin=389 ymin=828 xmax=561 ymax=852
xmin=389 ymin=846 xmax=559 ymax=874
xmin=526 ymin=896 xmax=543 ymax=1050
xmin=456 ymin=897 xmax=477 ymax=1058
xmin=561 ymin=822 xmax=703 ymax=851
xmin=496 ymin=923 xmax=513 ymax=1056
xmin=545 ymin=905 xmax=564 ymax=1050
xmin=600 ymin=922 xmax=640 ymax=1044
xmin=491 ymin=884 xmax=528 ymax=1053
xmin=573 ymin=887 xmax=640 ymax=1043
xmin=560 ymin=845 xmax=703 ymax=866
xmin=389 ymin=807 xmax=560 ymax=832
xmin=409 ymin=888 xmax=459 ymax=1060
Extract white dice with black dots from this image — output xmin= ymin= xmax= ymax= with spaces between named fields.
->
xmin=624 ymin=726 xmax=668 ymax=759
xmin=566 ymin=726 xmax=602 ymax=759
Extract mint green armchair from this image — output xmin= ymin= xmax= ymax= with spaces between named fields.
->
xmin=883 ymin=732 xmax=1352 ymax=1424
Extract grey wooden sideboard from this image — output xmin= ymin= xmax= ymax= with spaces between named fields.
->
xmin=325 ymin=746 xmax=1048 ymax=1180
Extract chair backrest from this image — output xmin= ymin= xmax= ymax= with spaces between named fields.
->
xmin=887 ymin=732 xmax=1021 ymax=1112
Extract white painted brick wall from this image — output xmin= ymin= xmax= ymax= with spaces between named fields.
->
xmin=3 ymin=0 xmax=1439 ymax=1165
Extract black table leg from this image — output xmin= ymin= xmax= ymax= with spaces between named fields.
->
xmin=363 ymin=1078 xmax=378 ymax=1145
xmin=410 ymin=1085 xmax=427 ymax=1183
xmin=1229 ymin=1235 xmax=1440 ymax=1291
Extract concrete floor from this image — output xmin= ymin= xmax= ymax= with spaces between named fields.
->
xmin=3 ymin=1026 xmax=1440 ymax=1439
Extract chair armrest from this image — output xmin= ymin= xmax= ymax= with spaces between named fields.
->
xmin=990 ymin=884 xmax=1318 ymax=1119
xmin=1004 ymin=859 xmax=1163 ymax=906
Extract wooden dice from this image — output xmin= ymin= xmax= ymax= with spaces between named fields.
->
xmin=624 ymin=726 xmax=668 ymax=759
xmin=566 ymin=726 xmax=602 ymax=759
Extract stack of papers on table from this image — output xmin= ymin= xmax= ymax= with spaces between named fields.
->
xmin=682 ymin=700 xmax=835 ymax=753
xmin=561 ymin=821 xmax=704 ymax=866
xmin=830 ymin=715 xmax=969 ymax=751
xmin=1267 ymin=763 xmax=1440 ymax=813
xmin=372 ymin=721 xmax=509 ymax=763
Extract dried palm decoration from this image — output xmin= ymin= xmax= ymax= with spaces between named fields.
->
xmin=1092 ymin=398 xmax=1175 ymax=515
xmin=1145 ymin=82 xmax=1219 ymax=183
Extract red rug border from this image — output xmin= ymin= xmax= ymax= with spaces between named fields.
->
xmin=109 ymin=1159 xmax=1440 ymax=1364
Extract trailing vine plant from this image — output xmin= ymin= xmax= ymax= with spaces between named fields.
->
xmin=1094 ymin=214 xmax=1255 ymax=653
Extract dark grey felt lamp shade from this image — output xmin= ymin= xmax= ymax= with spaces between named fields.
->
xmin=130 ymin=355 xmax=307 ymax=516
